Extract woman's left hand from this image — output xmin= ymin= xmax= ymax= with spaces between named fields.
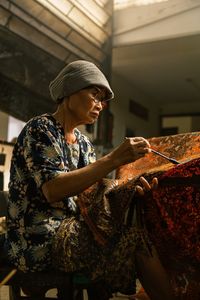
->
xmin=135 ymin=176 xmax=158 ymax=196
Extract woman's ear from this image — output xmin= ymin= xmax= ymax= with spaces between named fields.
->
xmin=64 ymin=95 xmax=72 ymax=109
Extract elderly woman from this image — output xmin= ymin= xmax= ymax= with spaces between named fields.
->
xmin=5 ymin=60 xmax=174 ymax=300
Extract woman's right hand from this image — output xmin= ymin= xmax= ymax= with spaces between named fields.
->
xmin=43 ymin=137 xmax=150 ymax=202
xmin=109 ymin=137 xmax=150 ymax=168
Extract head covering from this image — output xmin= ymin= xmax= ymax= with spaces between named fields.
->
xmin=49 ymin=60 xmax=114 ymax=103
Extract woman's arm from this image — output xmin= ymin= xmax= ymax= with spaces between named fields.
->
xmin=42 ymin=137 xmax=150 ymax=203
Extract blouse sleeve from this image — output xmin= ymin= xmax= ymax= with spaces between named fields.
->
xmin=22 ymin=117 xmax=66 ymax=189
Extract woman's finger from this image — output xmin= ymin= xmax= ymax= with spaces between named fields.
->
xmin=135 ymin=185 xmax=145 ymax=196
xmin=139 ymin=176 xmax=151 ymax=191
xmin=151 ymin=177 xmax=158 ymax=190
xmin=125 ymin=137 xmax=151 ymax=149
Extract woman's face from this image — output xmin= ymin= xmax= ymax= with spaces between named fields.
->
xmin=67 ymin=86 xmax=107 ymax=125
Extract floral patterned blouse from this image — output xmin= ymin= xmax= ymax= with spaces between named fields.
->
xmin=5 ymin=114 xmax=96 ymax=272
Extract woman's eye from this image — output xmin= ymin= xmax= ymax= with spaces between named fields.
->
xmin=91 ymin=91 xmax=98 ymax=97
xmin=91 ymin=88 xmax=99 ymax=96
xmin=90 ymin=87 xmax=105 ymax=103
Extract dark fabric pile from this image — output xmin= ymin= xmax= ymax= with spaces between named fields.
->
xmin=115 ymin=131 xmax=200 ymax=299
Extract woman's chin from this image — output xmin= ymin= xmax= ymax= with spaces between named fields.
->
xmin=86 ymin=120 xmax=95 ymax=125
xmin=87 ymin=117 xmax=97 ymax=124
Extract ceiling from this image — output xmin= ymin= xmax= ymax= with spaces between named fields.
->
xmin=112 ymin=33 xmax=200 ymax=108
xmin=0 ymin=0 xmax=113 ymax=121
xmin=112 ymin=0 xmax=200 ymax=113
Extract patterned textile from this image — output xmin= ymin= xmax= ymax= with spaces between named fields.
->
xmin=52 ymin=216 xmax=150 ymax=294
xmin=5 ymin=114 xmax=96 ymax=272
xmin=116 ymin=131 xmax=200 ymax=299
xmin=76 ymin=178 xmax=153 ymax=251
xmin=53 ymin=177 xmax=153 ymax=294
xmin=145 ymin=158 xmax=200 ymax=299
xmin=116 ymin=131 xmax=200 ymax=180
xmin=77 ymin=178 xmax=134 ymax=246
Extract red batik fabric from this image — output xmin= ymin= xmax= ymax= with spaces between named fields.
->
xmin=142 ymin=158 xmax=200 ymax=299
xmin=116 ymin=132 xmax=200 ymax=299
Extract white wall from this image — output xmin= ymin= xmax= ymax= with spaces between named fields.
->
xmin=161 ymin=115 xmax=200 ymax=134
xmin=111 ymin=72 xmax=160 ymax=147
xmin=0 ymin=111 xmax=9 ymax=141
xmin=0 ymin=112 xmax=25 ymax=143
xmin=192 ymin=116 xmax=200 ymax=132
xmin=0 ymin=142 xmax=14 ymax=190
xmin=7 ymin=116 xmax=25 ymax=143
xmin=0 ymin=112 xmax=25 ymax=190
xmin=162 ymin=116 xmax=192 ymax=133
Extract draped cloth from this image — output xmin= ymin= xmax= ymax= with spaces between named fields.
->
xmin=55 ymin=131 xmax=200 ymax=298
xmin=116 ymin=131 xmax=200 ymax=300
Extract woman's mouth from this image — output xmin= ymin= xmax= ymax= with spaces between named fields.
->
xmin=90 ymin=112 xmax=99 ymax=118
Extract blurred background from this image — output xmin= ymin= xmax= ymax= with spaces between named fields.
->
xmin=0 ymin=0 xmax=200 ymax=189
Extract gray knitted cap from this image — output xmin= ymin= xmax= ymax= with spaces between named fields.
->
xmin=49 ymin=60 xmax=114 ymax=103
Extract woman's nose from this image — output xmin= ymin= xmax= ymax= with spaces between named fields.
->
xmin=95 ymin=101 xmax=103 ymax=110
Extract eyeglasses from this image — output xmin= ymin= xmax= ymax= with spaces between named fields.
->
xmin=89 ymin=86 xmax=107 ymax=104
